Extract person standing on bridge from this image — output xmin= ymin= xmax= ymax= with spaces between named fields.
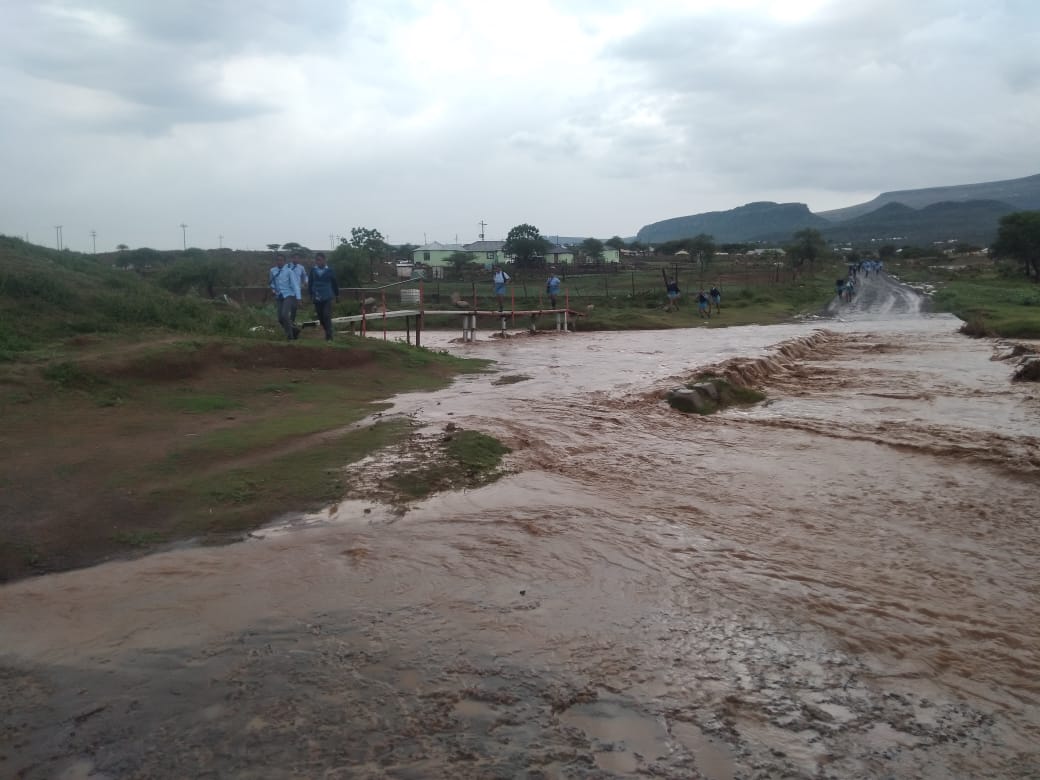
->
xmin=493 ymin=266 xmax=510 ymax=311
xmin=308 ymin=252 xmax=339 ymax=342
xmin=546 ymin=269 xmax=561 ymax=308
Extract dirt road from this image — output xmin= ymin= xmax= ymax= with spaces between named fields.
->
xmin=825 ymin=268 xmax=924 ymax=319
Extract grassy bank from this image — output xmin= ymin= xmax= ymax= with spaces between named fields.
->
xmin=889 ymin=258 xmax=1040 ymax=338
xmin=0 ymin=335 xmax=489 ymax=581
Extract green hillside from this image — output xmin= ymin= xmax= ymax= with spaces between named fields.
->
xmin=815 ymin=200 xmax=1016 ymax=246
xmin=636 ymin=202 xmax=829 ymax=244
xmin=818 ymin=172 xmax=1040 ymax=221
xmin=0 ymin=236 xmax=264 ymax=359
xmin=635 ymin=173 xmax=1040 ymax=248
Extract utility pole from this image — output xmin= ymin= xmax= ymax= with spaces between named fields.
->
xmin=329 ymin=234 xmax=335 ymax=250
xmin=478 ymin=220 xmax=487 ymax=241
xmin=90 ymin=230 xmax=97 ymax=254
xmin=218 ymin=234 xmax=224 ymax=249
xmin=179 ymin=223 xmax=188 ymax=250
xmin=55 ymin=225 xmax=63 ymax=250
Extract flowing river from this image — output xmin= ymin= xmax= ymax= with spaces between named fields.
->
xmin=2 ymin=273 xmax=1039 ymax=778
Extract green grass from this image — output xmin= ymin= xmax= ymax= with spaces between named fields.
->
xmin=154 ymin=420 xmax=411 ymax=537
xmin=112 ymin=530 xmax=166 ymax=547
xmin=446 ymin=430 xmax=511 ymax=473
xmin=0 ymin=235 xmax=270 ymax=360
xmin=417 ymin=264 xmax=845 ymax=331
xmin=166 ymin=392 xmax=242 ymax=413
xmin=176 ymin=402 xmax=390 ymax=464
xmin=384 ymin=429 xmax=511 ymax=502
xmin=889 ymin=258 xmax=1040 ymax=338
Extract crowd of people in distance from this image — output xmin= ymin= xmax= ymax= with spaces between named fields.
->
xmin=268 ymin=251 xmax=340 ymax=342
xmin=836 ymin=259 xmax=884 ymax=303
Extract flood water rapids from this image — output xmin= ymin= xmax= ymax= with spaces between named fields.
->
xmin=2 ymin=274 xmax=1039 ymax=778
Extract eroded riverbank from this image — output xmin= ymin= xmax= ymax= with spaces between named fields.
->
xmin=2 ymin=305 xmax=1039 ymax=778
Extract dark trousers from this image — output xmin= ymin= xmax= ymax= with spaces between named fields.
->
xmin=278 ymin=296 xmax=298 ymax=339
xmin=314 ymin=299 xmax=334 ymax=340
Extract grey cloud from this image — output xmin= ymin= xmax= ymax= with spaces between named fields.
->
xmin=591 ymin=0 xmax=1040 ymax=195
xmin=0 ymin=1 xmax=353 ymax=133
xmin=87 ymin=0 xmax=353 ymax=52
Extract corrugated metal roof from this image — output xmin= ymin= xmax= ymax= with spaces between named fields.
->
xmin=415 ymin=242 xmax=465 ymax=251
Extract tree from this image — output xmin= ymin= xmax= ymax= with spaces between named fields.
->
xmin=349 ymin=227 xmax=388 ymax=281
xmin=158 ymin=256 xmax=241 ymax=298
xmin=281 ymin=242 xmax=306 ymax=252
xmin=580 ymin=237 xmax=604 ymax=264
xmin=878 ymin=245 xmax=897 ymax=262
xmin=116 ymin=243 xmax=129 ymax=252
xmin=788 ymin=228 xmax=826 ymax=273
xmin=605 ymin=236 xmax=626 ymax=251
xmin=688 ymin=233 xmax=716 ymax=263
xmin=329 ymin=244 xmax=366 ymax=287
xmin=503 ymin=223 xmax=550 ymax=267
xmin=266 ymin=243 xmax=281 ymax=252
xmin=992 ymin=211 xmax=1040 ymax=280
xmin=659 ymin=239 xmax=689 ymax=256
xmin=446 ymin=251 xmax=476 ymax=276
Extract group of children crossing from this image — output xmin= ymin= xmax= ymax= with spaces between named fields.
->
xmin=836 ymin=259 xmax=884 ymax=303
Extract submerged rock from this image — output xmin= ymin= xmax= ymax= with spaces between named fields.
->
xmin=667 ymin=385 xmax=716 ymax=414
xmin=691 ymin=381 xmax=719 ymax=401
xmin=1013 ymin=356 xmax=1040 ymax=382
xmin=667 ymin=378 xmax=765 ymax=415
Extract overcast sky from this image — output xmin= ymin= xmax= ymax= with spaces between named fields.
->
xmin=1 ymin=0 xmax=1037 ymax=252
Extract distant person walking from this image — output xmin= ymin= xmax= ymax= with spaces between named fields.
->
xmin=546 ymin=269 xmax=561 ymax=308
xmin=835 ymin=278 xmax=846 ymax=299
xmin=269 ymin=253 xmax=301 ymax=340
xmin=696 ymin=289 xmax=711 ymax=319
xmin=308 ymin=252 xmax=339 ymax=341
xmin=709 ymin=285 xmax=721 ymax=315
xmin=493 ymin=266 xmax=510 ymax=311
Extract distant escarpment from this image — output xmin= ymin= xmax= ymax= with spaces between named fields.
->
xmin=636 ymin=202 xmax=828 ymax=245
xmin=634 ymin=172 xmax=1040 ymax=247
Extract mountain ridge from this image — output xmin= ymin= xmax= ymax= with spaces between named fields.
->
xmin=635 ymin=172 xmax=1040 ymax=246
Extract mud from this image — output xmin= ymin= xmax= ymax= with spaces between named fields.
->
xmin=3 ymin=274 xmax=1039 ymax=778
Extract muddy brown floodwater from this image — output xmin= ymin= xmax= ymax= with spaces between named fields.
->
xmin=2 ymin=274 xmax=1039 ymax=778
